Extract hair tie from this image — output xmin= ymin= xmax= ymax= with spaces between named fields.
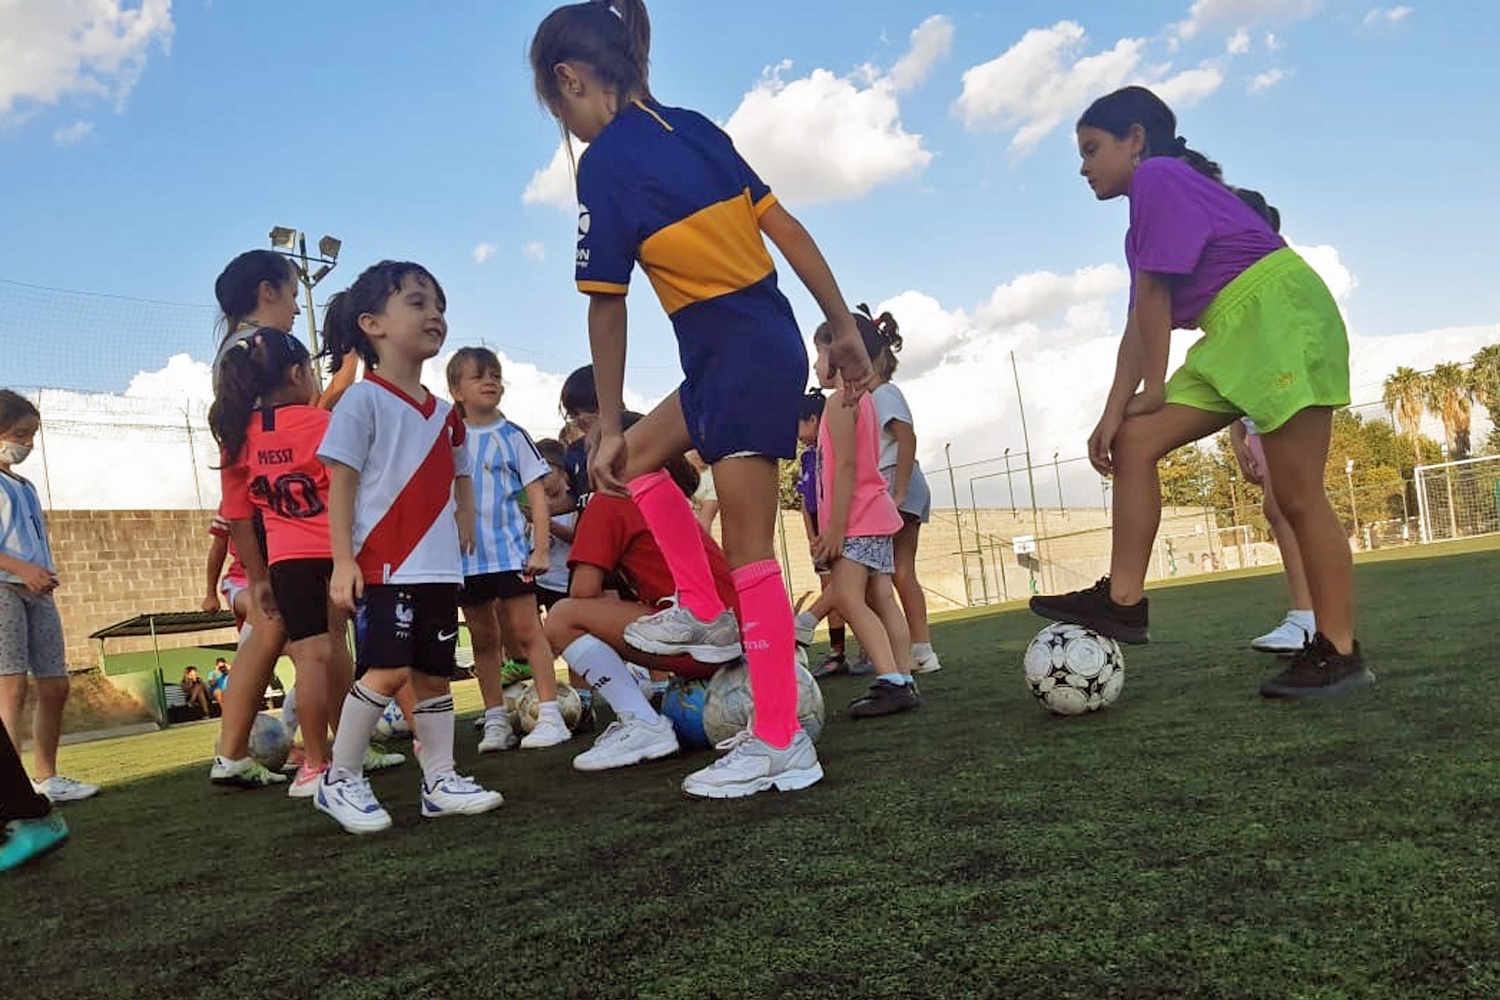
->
xmin=1171 ymin=135 xmax=1188 ymax=155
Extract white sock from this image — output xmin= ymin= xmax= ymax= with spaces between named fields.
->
xmin=331 ymin=682 xmax=389 ymax=776
xmin=538 ymin=701 xmax=564 ymax=725
xmin=280 ymin=685 xmax=300 ymax=740
xmin=563 ymin=635 xmax=658 ymax=721
xmin=412 ymin=694 xmax=456 ymax=782
xmin=878 ymin=672 xmax=910 ymax=686
xmin=483 ymin=705 xmax=510 ymax=727
xmin=911 ymin=642 xmax=934 ymax=660
xmin=1289 ymin=609 xmax=1316 ymax=629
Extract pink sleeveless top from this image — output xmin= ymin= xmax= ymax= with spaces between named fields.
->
xmin=817 ymin=393 xmax=903 ymax=538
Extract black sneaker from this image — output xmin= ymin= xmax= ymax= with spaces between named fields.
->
xmin=1029 ymin=576 xmax=1150 ymax=644
xmin=848 ymin=680 xmax=921 ymax=718
xmin=1259 ymin=633 xmax=1376 ymax=699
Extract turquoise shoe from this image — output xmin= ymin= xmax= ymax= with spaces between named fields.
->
xmin=0 ymin=813 xmax=69 ymax=872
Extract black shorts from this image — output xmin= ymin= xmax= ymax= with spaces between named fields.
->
xmin=269 ymin=558 xmax=333 ymax=642
xmin=535 ymin=587 xmax=567 ymax=612
xmin=458 ymin=571 xmax=535 ymax=607
xmin=354 ymin=583 xmax=459 ymax=679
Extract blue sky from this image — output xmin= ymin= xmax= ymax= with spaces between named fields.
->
xmin=3 ymin=0 xmax=1498 ymax=508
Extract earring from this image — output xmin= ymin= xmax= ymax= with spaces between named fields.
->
xmin=1131 ymin=151 xmax=1141 ymax=167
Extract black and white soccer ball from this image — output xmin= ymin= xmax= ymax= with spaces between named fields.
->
xmin=1023 ymin=623 xmax=1125 ymax=716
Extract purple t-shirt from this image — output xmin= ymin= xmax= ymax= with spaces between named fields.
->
xmin=1126 ymin=157 xmax=1285 ymax=329
xmin=797 ymin=447 xmax=818 ymax=516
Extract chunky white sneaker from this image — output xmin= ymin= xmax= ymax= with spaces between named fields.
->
xmin=1251 ymin=611 xmax=1315 ymax=653
xmin=624 ymin=600 xmax=743 ymax=663
xmin=681 ymin=729 xmax=824 ymax=799
xmin=286 ymin=764 xmax=328 ymax=799
xmin=209 ymin=755 xmax=286 ymax=788
xmin=420 ymin=773 xmax=504 ymax=818
xmin=364 ymin=745 xmax=406 ymax=771
xmin=519 ymin=713 xmax=572 ymax=749
xmin=315 ymin=769 xmax=392 ymax=835
xmin=31 ymin=775 xmax=99 ymax=803
xmin=572 ymin=714 xmax=680 ymax=772
xmin=912 ymin=650 xmax=943 ymax=674
xmin=478 ymin=715 xmax=518 ymax=753
xmin=794 ymin=611 xmax=818 ymax=647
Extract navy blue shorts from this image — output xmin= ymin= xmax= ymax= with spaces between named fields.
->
xmin=675 ymin=306 xmax=807 ymax=463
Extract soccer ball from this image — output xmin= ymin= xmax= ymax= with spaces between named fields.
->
xmin=249 ymin=712 xmax=292 ymax=772
xmin=702 ymin=661 xmax=825 ymax=745
xmin=659 ymin=677 xmax=712 ymax=749
xmin=376 ymin=700 xmax=412 ymax=741
xmin=514 ymin=681 xmax=585 ymax=733
xmin=1023 ymin=623 xmax=1125 ymax=716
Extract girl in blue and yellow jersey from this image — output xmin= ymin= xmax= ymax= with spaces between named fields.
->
xmin=530 ymin=0 xmax=874 ymax=800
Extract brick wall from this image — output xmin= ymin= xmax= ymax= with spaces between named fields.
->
xmin=45 ymin=510 xmax=238 ymax=667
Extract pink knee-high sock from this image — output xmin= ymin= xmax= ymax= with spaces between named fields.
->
xmin=733 ymin=559 xmax=799 ymax=749
xmin=629 ymin=469 xmax=726 ymax=622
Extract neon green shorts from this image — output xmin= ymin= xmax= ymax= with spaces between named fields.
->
xmin=1164 ymin=247 xmax=1350 ymax=433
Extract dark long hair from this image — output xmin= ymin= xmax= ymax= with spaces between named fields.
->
xmin=855 ymin=303 xmax=903 ymax=380
xmin=1078 ymin=85 xmax=1279 ymax=228
xmin=208 ymin=329 xmax=311 ymax=463
xmin=0 ymin=390 xmax=39 ymax=437
xmin=319 ymin=261 xmax=446 ymax=374
xmin=214 ymin=250 xmax=296 ymax=342
xmin=530 ymin=0 xmax=652 ymax=113
xmin=813 ymin=308 xmax=896 ymax=370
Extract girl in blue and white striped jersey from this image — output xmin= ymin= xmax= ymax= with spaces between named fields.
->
xmin=446 ymin=348 xmax=571 ymax=752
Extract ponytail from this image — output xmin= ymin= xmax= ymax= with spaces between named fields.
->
xmin=530 ymin=0 xmax=653 ymax=112
xmin=318 ymin=260 xmax=445 ymax=375
xmin=855 ymin=303 xmax=903 ymax=380
xmin=1078 ymin=86 xmax=1280 ymax=229
xmin=209 ymin=330 xmax=311 ymax=463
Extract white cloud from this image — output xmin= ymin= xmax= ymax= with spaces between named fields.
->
xmin=522 ymin=241 xmax=546 ymax=262
xmin=472 ymin=242 xmax=499 ymax=264
xmin=0 ymin=0 xmax=174 ymax=120
xmin=956 ymin=22 xmax=1223 ymax=154
xmin=1226 ymin=29 xmax=1252 ymax=55
xmin=1363 ymin=6 xmax=1413 ymax=26
xmin=1249 ymin=68 xmax=1288 ymax=92
xmin=1265 ymin=32 xmax=1285 ymax=51
xmin=52 ymin=120 xmax=94 ymax=145
xmin=1289 ymin=242 xmax=1356 ymax=303
xmin=1174 ymin=0 xmax=1322 ymax=42
xmin=522 ymin=138 xmax=582 ymax=209
xmin=889 ymin=15 xmax=955 ymax=91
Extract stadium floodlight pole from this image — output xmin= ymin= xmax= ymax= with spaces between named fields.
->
xmin=1003 ymin=447 xmax=1015 ymax=516
xmin=1053 ymin=450 xmax=1065 ymax=515
xmin=268 ymin=226 xmax=341 ymax=382
xmin=967 ymin=477 xmax=990 ymax=605
xmin=1010 ymin=351 xmax=1046 ymax=589
xmin=944 ymin=443 xmax=973 ymax=606
xmin=1345 ymin=458 xmax=1360 ymax=550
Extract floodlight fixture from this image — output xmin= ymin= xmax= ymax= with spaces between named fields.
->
xmin=318 ymin=235 xmax=341 ymax=261
xmin=269 ymin=226 xmax=298 ymax=250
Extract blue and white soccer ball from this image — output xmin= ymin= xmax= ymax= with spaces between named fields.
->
xmin=375 ymin=700 xmax=412 ymax=741
xmin=248 ymin=711 xmax=292 ymax=772
xmin=1023 ymin=623 xmax=1125 ymax=716
xmin=659 ymin=676 xmax=712 ymax=749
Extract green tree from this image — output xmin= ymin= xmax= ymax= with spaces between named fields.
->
xmin=1383 ymin=366 xmax=1428 ymax=466
xmin=1423 ymin=362 xmax=1474 ymax=459
xmin=1469 ymin=344 xmax=1500 ymax=456
xmin=778 ymin=454 xmax=803 ymax=511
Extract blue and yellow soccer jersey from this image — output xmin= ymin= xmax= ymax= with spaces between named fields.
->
xmin=574 ymin=99 xmax=796 ymax=338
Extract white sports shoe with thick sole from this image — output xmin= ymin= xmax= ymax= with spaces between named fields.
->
xmin=624 ymin=601 xmax=743 ymax=663
xmin=1251 ymin=612 xmax=1315 ymax=654
xmin=478 ymin=715 xmax=519 ymax=753
xmin=421 ymin=774 xmax=504 ymax=818
xmin=572 ymin=714 xmax=680 ymax=772
xmin=681 ymin=730 xmax=823 ymax=799
xmin=520 ymin=714 xmax=572 ymax=749
xmin=315 ymin=769 xmax=392 ymax=835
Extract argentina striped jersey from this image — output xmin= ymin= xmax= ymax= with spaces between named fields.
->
xmin=463 ymin=418 xmax=550 ymax=576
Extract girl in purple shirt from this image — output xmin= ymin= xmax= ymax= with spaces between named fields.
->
xmin=1030 ymin=85 xmax=1373 ymax=700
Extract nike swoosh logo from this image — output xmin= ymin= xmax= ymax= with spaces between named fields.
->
xmin=437 ymin=630 xmax=458 ymax=642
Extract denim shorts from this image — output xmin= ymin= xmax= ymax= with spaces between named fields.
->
xmin=842 ymin=535 xmax=895 ymax=574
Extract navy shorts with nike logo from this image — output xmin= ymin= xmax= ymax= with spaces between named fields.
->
xmin=354 ymin=583 xmax=459 ymax=679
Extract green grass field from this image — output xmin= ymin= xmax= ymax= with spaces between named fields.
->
xmin=7 ymin=540 xmax=1499 ymax=1000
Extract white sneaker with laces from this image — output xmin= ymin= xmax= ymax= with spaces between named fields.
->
xmin=794 ymin=611 xmax=818 ymax=648
xmin=623 ymin=599 xmax=743 ymax=663
xmin=519 ymin=713 xmax=572 ymax=749
xmin=912 ymin=650 xmax=943 ymax=674
xmin=364 ymin=746 xmax=406 ymax=771
xmin=209 ymin=756 xmax=287 ymax=788
xmin=286 ymin=764 xmax=328 ymax=799
xmin=1251 ymin=611 xmax=1315 ymax=653
xmin=315 ymin=768 xmax=392 ymax=835
xmin=31 ymin=775 xmax=100 ymax=803
xmin=681 ymin=729 xmax=823 ymax=799
xmin=572 ymin=714 xmax=680 ymax=772
xmin=421 ymin=773 xmax=504 ymax=817
xmin=478 ymin=715 xmax=518 ymax=753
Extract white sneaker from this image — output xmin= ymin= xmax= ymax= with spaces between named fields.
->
xmin=286 ymin=764 xmax=328 ymax=799
xmin=209 ymin=756 xmax=286 ymax=788
xmin=364 ymin=745 xmax=406 ymax=771
xmin=478 ymin=715 xmax=518 ymax=753
xmin=421 ymin=773 xmax=504 ymax=818
xmin=681 ymin=729 xmax=823 ymax=799
xmin=572 ymin=714 xmax=680 ymax=772
xmin=624 ymin=599 xmax=743 ymax=663
xmin=315 ymin=768 xmax=392 ymax=835
xmin=794 ymin=611 xmax=818 ymax=647
xmin=519 ymin=713 xmax=572 ymax=749
xmin=912 ymin=650 xmax=943 ymax=674
xmin=31 ymin=775 xmax=99 ymax=803
xmin=1251 ymin=612 xmax=1315 ymax=653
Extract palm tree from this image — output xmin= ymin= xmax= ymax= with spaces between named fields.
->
xmin=1383 ymin=366 xmax=1427 ymax=466
xmin=1424 ymin=362 xmax=1473 ymax=460
xmin=1470 ymin=344 xmax=1500 ymax=410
